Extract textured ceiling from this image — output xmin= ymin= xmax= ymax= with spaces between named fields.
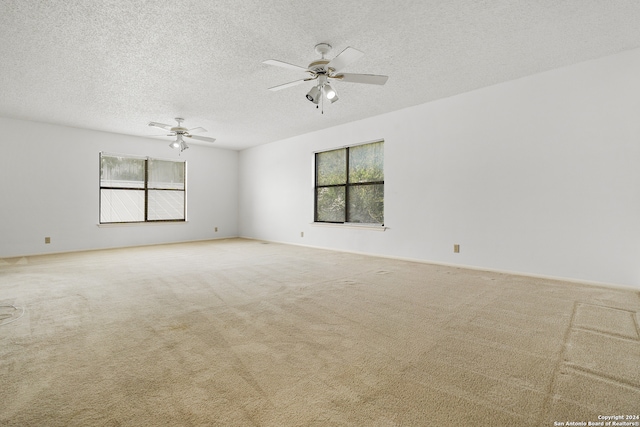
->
xmin=1 ymin=1 xmax=640 ymax=150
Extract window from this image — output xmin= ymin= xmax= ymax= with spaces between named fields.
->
xmin=99 ymin=153 xmax=186 ymax=224
xmin=315 ymin=140 xmax=384 ymax=224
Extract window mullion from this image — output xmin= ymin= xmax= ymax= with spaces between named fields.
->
xmin=182 ymin=162 xmax=186 ymax=221
xmin=345 ymin=147 xmax=350 ymax=223
xmin=144 ymin=158 xmax=149 ymax=222
xmin=314 ymin=152 xmax=319 ymax=222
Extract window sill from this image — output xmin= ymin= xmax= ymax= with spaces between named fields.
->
xmin=97 ymin=221 xmax=188 ymax=228
xmin=310 ymin=222 xmax=387 ymax=231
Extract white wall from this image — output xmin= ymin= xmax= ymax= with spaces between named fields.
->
xmin=0 ymin=118 xmax=238 ymax=257
xmin=239 ymin=48 xmax=640 ymax=288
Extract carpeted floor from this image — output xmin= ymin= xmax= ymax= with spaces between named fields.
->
xmin=1 ymin=238 xmax=638 ymax=426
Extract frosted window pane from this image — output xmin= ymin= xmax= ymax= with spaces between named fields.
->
xmin=349 ymin=142 xmax=383 ymax=183
xmin=316 ymin=149 xmax=346 ymax=186
xmin=100 ymin=190 xmax=144 ymax=222
xmin=148 ymin=159 xmax=185 ymax=190
xmin=348 ymin=184 xmax=384 ymax=224
xmin=148 ymin=190 xmax=185 ymax=220
xmin=100 ymin=155 xmax=145 ymax=188
xmin=316 ymin=186 xmax=345 ymax=222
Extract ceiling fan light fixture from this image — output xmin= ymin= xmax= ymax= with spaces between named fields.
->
xmin=324 ymin=83 xmax=336 ymax=100
xmin=171 ymin=134 xmax=189 ymax=152
xmin=306 ymin=85 xmax=321 ymax=104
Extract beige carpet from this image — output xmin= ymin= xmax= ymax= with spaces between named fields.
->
xmin=1 ymin=238 xmax=638 ymax=426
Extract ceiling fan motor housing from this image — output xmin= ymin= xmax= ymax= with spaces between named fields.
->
xmin=171 ymin=117 xmax=188 ymax=134
xmin=308 ymin=59 xmax=331 ymax=74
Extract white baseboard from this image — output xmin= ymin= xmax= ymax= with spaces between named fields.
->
xmin=240 ymin=236 xmax=638 ymax=292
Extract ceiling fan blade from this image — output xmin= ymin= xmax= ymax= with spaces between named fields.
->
xmin=268 ymin=79 xmax=311 ymax=91
xmin=327 ymin=47 xmax=364 ymax=73
xmin=188 ymin=126 xmax=207 ymax=134
xmin=186 ymin=135 xmax=216 ymax=143
xmin=263 ymin=59 xmax=309 ymax=73
xmin=148 ymin=121 xmax=174 ymax=131
xmin=334 ymin=73 xmax=389 ymax=85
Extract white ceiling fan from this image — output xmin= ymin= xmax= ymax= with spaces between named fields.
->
xmin=148 ymin=117 xmax=216 ymax=152
xmin=263 ymin=43 xmax=388 ymax=107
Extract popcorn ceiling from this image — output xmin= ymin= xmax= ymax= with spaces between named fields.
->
xmin=0 ymin=0 xmax=639 ymax=150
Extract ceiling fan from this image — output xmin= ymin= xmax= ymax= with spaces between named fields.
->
xmin=263 ymin=43 xmax=388 ymax=107
xmin=148 ymin=117 xmax=216 ymax=152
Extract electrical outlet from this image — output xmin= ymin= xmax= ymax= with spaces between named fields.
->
xmin=215 ymin=227 xmax=218 ymax=232
xmin=453 ymin=244 xmax=460 ymax=253
xmin=45 ymin=237 xmax=51 ymax=244
xmin=300 ymin=231 xmax=304 ymax=238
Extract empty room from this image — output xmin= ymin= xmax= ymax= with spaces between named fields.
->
xmin=1 ymin=1 xmax=639 ymax=426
